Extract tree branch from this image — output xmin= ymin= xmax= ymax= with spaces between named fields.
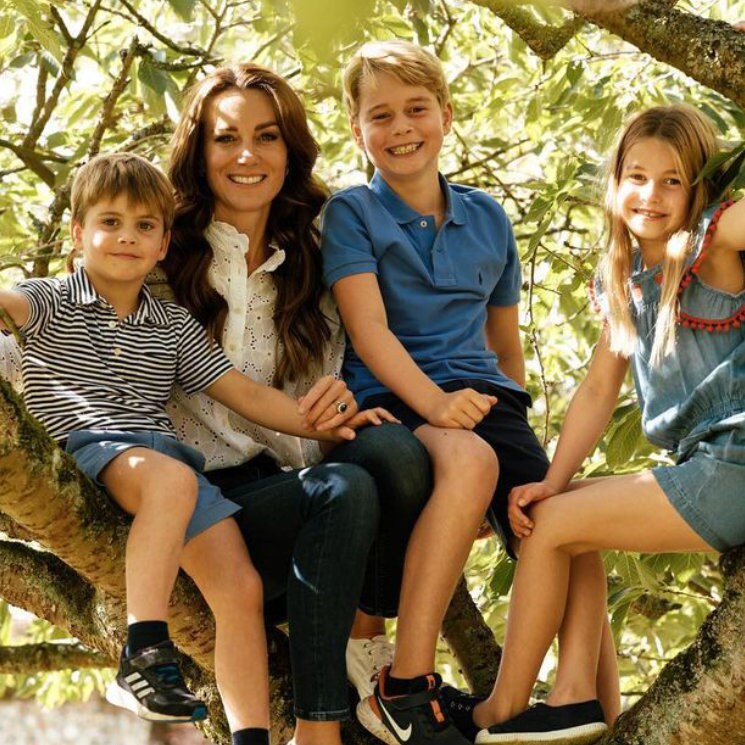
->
xmin=442 ymin=576 xmax=502 ymax=696
xmin=23 ymin=0 xmax=103 ymax=148
xmin=600 ymin=546 xmax=745 ymax=745
xmin=0 ymin=642 xmax=110 ymax=674
xmin=469 ymin=0 xmax=584 ymax=59
xmin=87 ymin=34 xmax=141 ymax=158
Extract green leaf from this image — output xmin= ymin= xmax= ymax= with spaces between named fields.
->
xmin=165 ymin=0 xmax=196 ymax=21
xmin=8 ymin=0 xmax=65 ymax=66
xmin=605 ymin=407 xmax=643 ymax=468
xmin=137 ymin=58 xmax=168 ymax=117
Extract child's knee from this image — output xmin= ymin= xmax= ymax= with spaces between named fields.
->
xmin=147 ymin=459 xmax=199 ymax=510
xmin=437 ymin=432 xmax=497 ymax=486
xmin=215 ymin=563 xmax=264 ymax=617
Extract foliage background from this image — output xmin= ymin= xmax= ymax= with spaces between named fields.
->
xmin=0 ymin=0 xmax=743 ymax=719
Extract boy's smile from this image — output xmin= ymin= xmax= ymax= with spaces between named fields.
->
xmin=352 ymin=73 xmax=452 ymax=188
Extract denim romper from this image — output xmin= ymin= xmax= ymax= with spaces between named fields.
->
xmin=603 ymin=204 xmax=745 ymax=551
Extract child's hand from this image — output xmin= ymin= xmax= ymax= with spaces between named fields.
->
xmin=426 ymin=389 xmax=497 ymax=429
xmin=508 ymin=480 xmax=559 ymax=538
xmin=321 ymin=407 xmax=400 ymax=440
xmin=297 ymin=375 xmax=358 ymax=430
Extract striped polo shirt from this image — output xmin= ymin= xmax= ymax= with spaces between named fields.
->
xmin=15 ymin=269 xmax=234 ymax=442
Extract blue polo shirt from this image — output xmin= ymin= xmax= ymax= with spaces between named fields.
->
xmin=321 ymin=171 xmax=526 ymax=405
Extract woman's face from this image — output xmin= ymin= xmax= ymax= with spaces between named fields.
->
xmin=203 ymin=87 xmax=288 ymax=231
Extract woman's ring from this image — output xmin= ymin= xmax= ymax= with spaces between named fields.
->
xmin=336 ymin=401 xmax=348 ymax=415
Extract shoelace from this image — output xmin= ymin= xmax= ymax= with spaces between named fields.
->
xmin=152 ymin=663 xmax=183 ymax=687
xmin=364 ymin=638 xmax=394 ymax=682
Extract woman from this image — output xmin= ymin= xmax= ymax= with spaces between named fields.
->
xmin=162 ymin=62 xmax=432 ymax=745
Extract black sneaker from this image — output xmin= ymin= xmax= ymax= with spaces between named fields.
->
xmin=475 ymin=700 xmax=606 ymax=744
xmin=105 ymin=642 xmax=208 ymax=723
xmin=440 ymin=684 xmax=485 ymax=742
xmin=356 ymin=666 xmax=472 ymax=745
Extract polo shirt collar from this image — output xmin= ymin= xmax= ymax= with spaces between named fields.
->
xmin=67 ymin=268 xmax=169 ymax=326
xmin=369 ymin=171 xmax=466 ymax=226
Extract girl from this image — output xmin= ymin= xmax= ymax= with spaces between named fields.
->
xmin=472 ymin=104 xmax=745 ymax=744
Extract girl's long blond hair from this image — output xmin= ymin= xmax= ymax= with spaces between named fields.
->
xmin=601 ymin=104 xmax=720 ymax=365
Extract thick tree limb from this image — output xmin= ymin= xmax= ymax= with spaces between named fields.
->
xmin=571 ymin=0 xmax=745 ymax=110
xmin=0 ymin=539 xmax=121 ymax=656
xmin=474 ymin=0 xmax=745 ymax=108
xmin=600 ymin=547 xmax=745 ymax=745
xmin=442 ymin=576 xmax=502 ymax=696
xmin=0 ymin=642 xmax=110 ymax=674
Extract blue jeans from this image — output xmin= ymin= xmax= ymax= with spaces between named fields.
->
xmin=205 ymin=423 xmax=432 ymax=721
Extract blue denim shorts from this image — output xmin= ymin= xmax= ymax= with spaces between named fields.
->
xmin=654 ymin=427 xmax=745 ymax=552
xmin=65 ymin=430 xmax=241 ymax=542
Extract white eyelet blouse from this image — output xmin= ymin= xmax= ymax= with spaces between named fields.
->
xmin=162 ymin=220 xmax=345 ymax=471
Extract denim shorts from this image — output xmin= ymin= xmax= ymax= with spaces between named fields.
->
xmin=65 ymin=430 xmax=241 ymax=542
xmin=654 ymin=427 xmax=745 ymax=552
xmin=365 ymin=380 xmax=549 ymax=555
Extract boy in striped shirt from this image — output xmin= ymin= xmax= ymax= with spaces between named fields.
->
xmin=0 ymin=153 xmax=386 ymax=745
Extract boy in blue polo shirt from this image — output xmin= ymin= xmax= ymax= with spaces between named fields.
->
xmin=0 ymin=153 xmax=387 ymax=745
xmin=321 ymin=40 xmax=550 ymax=745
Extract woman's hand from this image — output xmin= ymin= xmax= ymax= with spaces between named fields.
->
xmin=323 ymin=407 xmax=400 ymax=440
xmin=508 ymin=480 xmax=559 ymax=539
xmin=297 ymin=375 xmax=358 ymax=429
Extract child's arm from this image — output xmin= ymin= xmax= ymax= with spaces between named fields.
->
xmin=709 ymin=198 xmax=745 ymax=252
xmin=508 ymin=328 xmax=629 ymax=538
xmin=204 ymin=369 xmax=395 ymax=442
xmin=333 ymin=273 xmax=496 ymax=429
xmin=0 ymin=289 xmax=30 ymax=333
xmin=485 ymin=305 xmax=525 ymax=388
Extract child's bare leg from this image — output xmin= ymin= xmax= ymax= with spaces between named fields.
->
xmin=293 ymin=720 xmax=343 ymax=745
xmin=476 ymin=471 xmax=712 ymax=726
xmin=101 ymin=448 xmax=198 ymax=622
xmin=597 ymin=615 xmax=621 ymax=723
xmin=180 ymin=518 xmax=269 ymax=731
xmin=551 ymin=551 xmax=607 ymax=706
xmin=391 ymin=426 xmax=498 ymax=678
xmin=554 ymin=477 xmax=621 ymax=724
xmin=350 ymin=609 xmax=386 ymax=638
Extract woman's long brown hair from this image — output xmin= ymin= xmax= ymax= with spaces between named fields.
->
xmin=165 ymin=63 xmax=331 ymax=386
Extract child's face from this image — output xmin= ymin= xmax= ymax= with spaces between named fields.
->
xmin=352 ymin=72 xmax=452 ymax=185
xmin=616 ymin=136 xmax=690 ymax=256
xmin=203 ymin=88 xmax=288 ymax=233
xmin=71 ymin=194 xmax=169 ymax=289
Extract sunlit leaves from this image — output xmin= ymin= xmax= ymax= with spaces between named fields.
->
xmin=8 ymin=0 xmax=65 ymax=67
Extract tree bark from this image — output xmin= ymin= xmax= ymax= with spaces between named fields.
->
xmin=474 ymin=0 xmax=745 ymax=108
xmin=598 ymin=546 xmax=745 ymax=745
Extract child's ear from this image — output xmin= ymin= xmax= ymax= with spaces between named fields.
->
xmin=70 ymin=220 xmax=84 ymax=248
xmin=350 ymin=117 xmax=365 ymax=150
xmin=442 ymin=103 xmax=453 ymax=135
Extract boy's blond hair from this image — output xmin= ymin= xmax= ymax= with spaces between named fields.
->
xmin=71 ymin=152 xmax=174 ymax=229
xmin=343 ymin=40 xmax=450 ymax=119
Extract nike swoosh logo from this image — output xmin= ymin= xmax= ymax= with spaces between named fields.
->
xmin=378 ymin=698 xmax=413 ymax=742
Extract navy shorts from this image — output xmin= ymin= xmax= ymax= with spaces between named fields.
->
xmin=65 ymin=430 xmax=241 ymax=542
xmin=365 ymin=380 xmax=549 ymax=555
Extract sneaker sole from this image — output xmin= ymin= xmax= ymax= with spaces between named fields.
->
xmin=356 ymin=697 xmax=403 ymax=745
xmin=105 ymin=681 xmax=207 ymax=723
xmin=475 ymin=722 xmax=607 ymax=745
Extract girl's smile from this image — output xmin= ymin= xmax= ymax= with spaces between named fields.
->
xmin=617 ymin=136 xmax=690 ymax=259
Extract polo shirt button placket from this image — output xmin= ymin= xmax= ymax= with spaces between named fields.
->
xmin=419 ymin=219 xmax=427 ymax=228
